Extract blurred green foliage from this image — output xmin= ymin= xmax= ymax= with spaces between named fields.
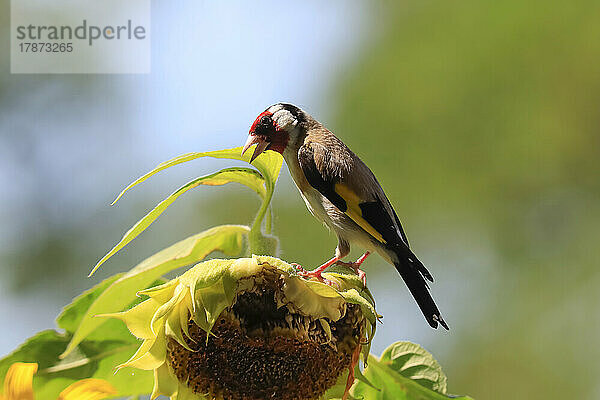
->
xmin=2 ymin=1 xmax=599 ymax=399
xmin=325 ymin=1 xmax=600 ymax=399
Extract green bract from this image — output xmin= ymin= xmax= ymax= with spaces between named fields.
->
xmin=101 ymin=256 xmax=378 ymax=400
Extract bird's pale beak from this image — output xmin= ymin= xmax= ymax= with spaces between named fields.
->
xmin=242 ymin=135 xmax=270 ymax=162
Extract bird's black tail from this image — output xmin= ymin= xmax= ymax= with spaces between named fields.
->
xmin=393 ymin=246 xmax=449 ymax=330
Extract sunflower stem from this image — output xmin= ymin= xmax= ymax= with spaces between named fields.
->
xmin=265 ymin=206 xmax=273 ymax=235
xmin=249 ymin=183 xmax=278 ymax=256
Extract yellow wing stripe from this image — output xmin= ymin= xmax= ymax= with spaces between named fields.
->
xmin=334 ymin=183 xmax=387 ymax=244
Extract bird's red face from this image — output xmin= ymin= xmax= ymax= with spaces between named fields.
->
xmin=242 ymin=108 xmax=291 ymax=162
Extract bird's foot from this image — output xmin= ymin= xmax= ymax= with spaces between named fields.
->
xmin=298 ymin=268 xmax=339 ymax=288
xmin=335 ymin=252 xmax=370 ymax=285
xmin=342 ymin=338 xmax=364 ymax=400
xmin=291 ymin=263 xmax=307 ymax=274
xmin=296 ymin=256 xmax=341 ymax=287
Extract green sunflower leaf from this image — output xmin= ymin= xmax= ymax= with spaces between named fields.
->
xmin=62 ymin=225 xmax=249 ymax=359
xmin=380 ymin=341 xmax=448 ymax=393
xmin=199 ymin=167 xmax=266 ymax=198
xmin=57 ymin=275 xmax=167 ymax=345
xmin=57 ymin=274 xmax=123 ymax=334
xmin=111 ymin=147 xmax=283 ymax=205
xmin=90 ymin=167 xmax=264 ymax=276
xmin=322 ymin=369 xmax=355 ymax=400
xmin=351 ymin=342 xmax=474 ymax=400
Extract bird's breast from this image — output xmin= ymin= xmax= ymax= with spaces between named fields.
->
xmin=284 ymin=152 xmax=329 ymax=221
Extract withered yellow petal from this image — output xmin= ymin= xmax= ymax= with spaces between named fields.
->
xmin=282 ymin=276 xmax=345 ymax=321
xmin=57 ymin=379 xmax=116 ymax=400
xmin=3 ymin=362 xmax=37 ymax=400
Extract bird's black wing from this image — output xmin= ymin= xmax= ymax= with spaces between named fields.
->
xmin=299 ymin=141 xmax=444 ymax=328
xmin=298 ymin=141 xmax=394 ymax=246
xmin=297 ymin=142 xmax=348 ymax=213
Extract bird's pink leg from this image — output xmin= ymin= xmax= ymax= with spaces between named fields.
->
xmin=336 ymin=251 xmax=370 ymax=284
xmin=298 ymin=256 xmax=340 ymax=283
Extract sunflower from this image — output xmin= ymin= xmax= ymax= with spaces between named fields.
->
xmin=102 ymin=256 xmax=379 ymax=400
xmin=0 ymin=362 xmax=116 ymax=400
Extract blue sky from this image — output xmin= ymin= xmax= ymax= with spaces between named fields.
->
xmin=0 ymin=0 xmax=372 ymax=356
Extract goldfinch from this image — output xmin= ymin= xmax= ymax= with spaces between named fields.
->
xmin=242 ymin=103 xmax=448 ymax=330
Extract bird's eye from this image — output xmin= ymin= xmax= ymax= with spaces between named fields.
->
xmin=260 ymin=116 xmax=271 ymax=126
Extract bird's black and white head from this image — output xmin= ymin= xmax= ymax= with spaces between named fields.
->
xmin=242 ymin=103 xmax=307 ymax=162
